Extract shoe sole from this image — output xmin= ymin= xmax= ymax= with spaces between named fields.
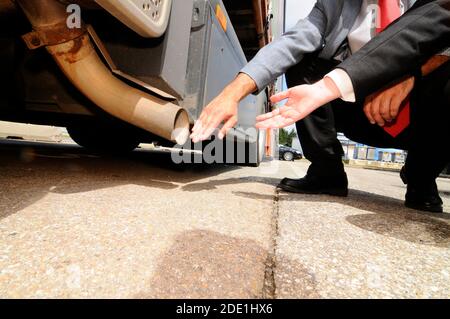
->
xmin=405 ymin=201 xmax=443 ymax=213
xmin=278 ymin=184 xmax=348 ymax=197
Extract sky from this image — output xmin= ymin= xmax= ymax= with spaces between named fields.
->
xmin=285 ymin=0 xmax=316 ymax=30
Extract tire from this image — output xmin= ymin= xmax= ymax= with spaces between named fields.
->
xmin=245 ymin=129 xmax=266 ymax=167
xmin=198 ymin=129 xmax=265 ymax=167
xmin=67 ymin=122 xmax=140 ymax=154
xmin=283 ymin=151 xmax=294 ymax=162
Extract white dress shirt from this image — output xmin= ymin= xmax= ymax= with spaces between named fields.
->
xmin=327 ymin=0 xmax=407 ymax=102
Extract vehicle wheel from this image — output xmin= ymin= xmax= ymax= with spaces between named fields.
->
xmin=245 ymin=129 xmax=266 ymax=167
xmin=283 ymin=151 xmax=294 ymax=162
xmin=67 ymin=123 xmax=141 ymax=154
xmin=201 ymin=129 xmax=265 ymax=167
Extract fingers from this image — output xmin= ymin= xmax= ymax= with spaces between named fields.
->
xmin=389 ymin=96 xmax=402 ymax=119
xmin=369 ymin=97 xmax=386 ymax=127
xmin=191 ymin=115 xmax=204 ymax=134
xmin=198 ymin=112 xmax=228 ymax=142
xmin=363 ymin=76 xmax=415 ymax=127
xmin=191 ymin=109 xmax=209 ymax=136
xmin=218 ymin=116 xmax=237 ymax=140
xmin=192 ymin=112 xmax=205 ymax=129
xmin=269 ymin=89 xmax=290 ymax=104
xmin=379 ymin=95 xmax=392 ymax=123
xmin=256 ymin=108 xmax=298 ymax=129
xmin=365 ymin=94 xmax=402 ymax=127
xmin=256 ymin=108 xmax=281 ymax=122
xmin=281 ymin=109 xmax=301 ymax=121
xmin=190 ymin=115 xmax=207 ymax=143
xmin=191 ymin=109 xmax=222 ymax=143
xmin=256 ymin=114 xmax=295 ymax=129
xmin=364 ymin=98 xmax=376 ymax=125
xmin=191 ymin=96 xmax=239 ymax=142
xmin=365 ymin=96 xmax=385 ymax=127
xmin=256 ymin=105 xmax=296 ymax=120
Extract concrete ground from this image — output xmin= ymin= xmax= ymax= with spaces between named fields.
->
xmin=0 ymin=139 xmax=449 ymax=299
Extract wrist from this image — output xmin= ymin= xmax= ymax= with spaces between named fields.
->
xmin=222 ymin=86 xmax=243 ymax=103
xmin=223 ymin=73 xmax=257 ymax=102
xmin=313 ymin=78 xmax=341 ymax=105
xmin=421 ymin=55 xmax=450 ymax=76
xmin=324 ymin=69 xmax=356 ymax=102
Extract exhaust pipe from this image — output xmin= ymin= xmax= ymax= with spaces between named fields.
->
xmin=47 ymin=34 xmax=190 ymax=144
xmin=17 ymin=0 xmax=190 ymax=145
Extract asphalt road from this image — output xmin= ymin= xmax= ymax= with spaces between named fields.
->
xmin=0 ymin=139 xmax=449 ymax=298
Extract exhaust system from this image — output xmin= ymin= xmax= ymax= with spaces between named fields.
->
xmin=17 ymin=0 xmax=190 ymax=145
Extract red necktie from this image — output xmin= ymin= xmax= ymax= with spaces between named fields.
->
xmin=377 ymin=0 xmax=410 ymax=138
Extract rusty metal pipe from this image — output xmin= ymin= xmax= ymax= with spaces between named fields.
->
xmin=17 ymin=0 xmax=190 ymax=144
xmin=252 ymin=0 xmax=266 ymax=48
xmin=17 ymin=0 xmax=68 ymax=27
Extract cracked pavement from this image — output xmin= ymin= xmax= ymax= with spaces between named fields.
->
xmin=0 ymin=139 xmax=449 ymax=298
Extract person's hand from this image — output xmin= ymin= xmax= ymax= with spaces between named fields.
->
xmin=190 ymin=92 xmax=239 ymax=143
xmin=190 ymin=73 xmax=257 ymax=143
xmin=363 ymin=76 xmax=414 ymax=126
xmin=256 ymin=78 xmax=341 ymax=129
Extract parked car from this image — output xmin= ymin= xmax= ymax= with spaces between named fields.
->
xmin=279 ymin=145 xmax=303 ymax=161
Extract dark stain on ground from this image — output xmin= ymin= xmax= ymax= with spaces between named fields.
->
xmin=136 ymin=230 xmax=269 ymax=299
xmin=346 ymin=213 xmax=450 ymax=248
xmin=135 ymin=229 xmax=319 ymax=299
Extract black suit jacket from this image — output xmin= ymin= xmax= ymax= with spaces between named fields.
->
xmin=337 ymin=0 xmax=450 ymax=101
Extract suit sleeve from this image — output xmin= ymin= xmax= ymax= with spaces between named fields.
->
xmin=240 ymin=0 xmax=327 ymax=93
xmin=337 ymin=0 xmax=450 ymax=101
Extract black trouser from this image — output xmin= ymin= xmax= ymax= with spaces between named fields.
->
xmin=286 ymin=58 xmax=450 ymax=184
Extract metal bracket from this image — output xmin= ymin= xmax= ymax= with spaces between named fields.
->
xmin=22 ymin=31 xmax=45 ymax=50
xmin=22 ymin=23 xmax=87 ymax=50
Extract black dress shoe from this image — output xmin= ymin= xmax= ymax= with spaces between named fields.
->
xmin=405 ymin=183 xmax=444 ymax=213
xmin=278 ymin=173 xmax=349 ymax=197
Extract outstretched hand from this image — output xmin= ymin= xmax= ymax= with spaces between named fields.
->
xmin=256 ymin=78 xmax=341 ymax=129
xmin=190 ymin=92 xmax=239 ymax=143
xmin=190 ymin=73 xmax=257 ymax=143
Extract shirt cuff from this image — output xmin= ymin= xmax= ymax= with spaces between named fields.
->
xmin=438 ymin=47 xmax=450 ymax=57
xmin=325 ymin=69 xmax=356 ymax=102
xmin=240 ymin=64 xmax=269 ymax=95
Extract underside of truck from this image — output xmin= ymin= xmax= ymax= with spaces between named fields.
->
xmin=0 ymin=0 xmax=271 ymax=165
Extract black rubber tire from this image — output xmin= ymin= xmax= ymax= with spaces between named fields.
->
xmin=67 ymin=123 xmax=140 ymax=154
xmin=193 ymin=130 xmax=264 ymax=167
xmin=283 ymin=152 xmax=294 ymax=162
xmin=245 ymin=129 xmax=265 ymax=167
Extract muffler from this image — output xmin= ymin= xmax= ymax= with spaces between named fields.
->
xmin=17 ymin=0 xmax=190 ymax=145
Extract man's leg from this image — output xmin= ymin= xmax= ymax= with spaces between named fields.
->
xmin=295 ymin=105 xmax=345 ymax=177
xmin=402 ymin=61 xmax=450 ymax=212
xmin=279 ymin=57 xmax=348 ymax=196
xmin=331 ymin=61 xmax=450 ymax=212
